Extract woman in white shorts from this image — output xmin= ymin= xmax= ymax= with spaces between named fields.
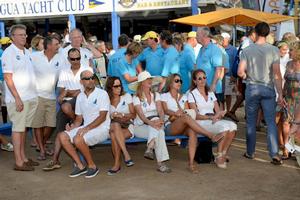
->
xmin=188 ymin=69 xmax=237 ymax=169
xmin=105 ymin=77 xmax=136 ymax=175
xmin=161 ymin=73 xmax=224 ymax=173
xmin=129 ymin=71 xmax=171 ymax=173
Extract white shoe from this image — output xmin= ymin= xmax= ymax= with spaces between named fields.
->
xmin=1 ymin=143 xmax=14 ymax=152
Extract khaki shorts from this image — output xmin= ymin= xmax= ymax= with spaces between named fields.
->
xmin=31 ymin=97 xmax=56 ymax=128
xmin=7 ymin=98 xmax=38 ymax=132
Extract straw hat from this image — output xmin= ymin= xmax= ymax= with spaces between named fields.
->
xmin=128 ymin=71 xmax=161 ymax=91
xmin=0 ymin=37 xmax=12 ymax=45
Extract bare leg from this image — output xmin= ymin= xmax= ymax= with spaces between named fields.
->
xmin=109 ymin=130 xmax=122 ymax=170
xmin=43 ymin=127 xmax=54 ymax=144
xmin=59 ymin=132 xmax=84 ymax=169
xmin=12 ymin=132 xmax=23 ymax=166
xmin=20 ymin=130 xmax=28 ymax=162
xmin=74 ymin=135 xmax=96 ymax=169
xmin=225 ymin=95 xmax=232 ymax=111
xmin=52 ymin=134 xmax=62 ymax=162
xmin=111 ymin=123 xmax=132 ymax=161
xmin=185 ymin=129 xmax=198 ymax=171
xmin=35 ymin=128 xmax=45 ymax=157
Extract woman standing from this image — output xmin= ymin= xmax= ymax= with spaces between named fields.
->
xmin=105 ymin=77 xmax=136 ymax=175
xmin=188 ymin=69 xmax=237 ymax=169
xmin=129 ymin=71 xmax=171 ymax=173
xmin=283 ymin=41 xmax=300 ymax=158
xmin=161 ymin=73 xmax=224 ymax=173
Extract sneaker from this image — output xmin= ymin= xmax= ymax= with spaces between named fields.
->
xmin=1 ymin=143 xmax=13 ymax=152
xmin=107 ymin=167 xmax=121 ymax=176
xmin=85 ymin=167 xmax=99 ymax=178
xmin=144 ymin=149 xmax=154 ymax=160
xmin=157 ymin=164 xmax=171 ymax=173
xmin=43 ymin=160 xmax=61 ymax=171
xmin=69 ymin=166 xmax=87 ymax=178
xmin=124 ymin=159 xmax=134 ymax=167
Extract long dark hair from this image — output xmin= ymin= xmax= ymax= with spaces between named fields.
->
xmin=105 ymin=77 xmax=124 ymax=101
xmin=190 ymin=69 xmax=209 ymax=95
xmin=164 ymin=73 xmax=181 ymax=93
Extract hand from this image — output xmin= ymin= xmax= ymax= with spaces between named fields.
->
xmin=149 ymin=120 xmax=163 ymax=130
xmin=211 ymin=115 xmax=219 ymax=124
xmin=277 ymin=95 xmax=286 ymax=107
xmin=15 ymin=97 xmax=24 ymax=112
xmin=209 ymin=84 xmax=216 ymax=92
xmin=77 ymin=127 xmax=89 ymax=136
xmin=175 ymin=110 xmax=184 ymax=117
xmin=217 ymin=111 xmax=226 ymax=119
xmin=58 ymin=95 xmax=65 ymax=105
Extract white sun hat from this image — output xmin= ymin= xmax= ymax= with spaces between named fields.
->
xmin=128 ymin=71 xmax=161 ymax=91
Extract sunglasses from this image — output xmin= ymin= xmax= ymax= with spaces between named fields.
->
xmin=81 ymin=76 xmax=95 ymax=81
xmin=174 ymin=79 xmax=183 ymax=84
xmin=69 ymin=57 xmax=81 ymax=61
xmin=197 ymin=76 xmax=206 ymax=81
xmin=113 ymin=85 xmax=122 ymax=88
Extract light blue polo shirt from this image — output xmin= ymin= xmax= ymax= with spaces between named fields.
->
xmin=116 ymin=56 xmax=139 ymax=94
xmin=137 ymin=44 xmax=164 ymax=76
xmin=161 ymin=45 xmax=180 ymax=77
xmin=107 ymin=47 xmax=126 ymax=77
xmin=196 ymin=42 xmax=223 ymax=93
xmin=179 ymin=44 xmax=195 ymax=93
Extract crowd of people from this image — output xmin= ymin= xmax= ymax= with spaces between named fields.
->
xmin=0 ymin=22 xmax=299 ymax=178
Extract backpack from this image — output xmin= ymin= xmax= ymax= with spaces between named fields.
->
xmin=194 ymin=139 xmax=214 ymax=164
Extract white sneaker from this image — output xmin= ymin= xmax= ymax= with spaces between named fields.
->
xmin=1 ymin=143 xmax=14 ymax=152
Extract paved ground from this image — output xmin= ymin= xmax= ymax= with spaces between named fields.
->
xmin=1 ymin=110 xmax=300 ymax=200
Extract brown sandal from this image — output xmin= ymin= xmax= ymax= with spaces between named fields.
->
xmin=14 ymin=163 xmax=34 ymax=171
xmin=25 ymin=159 xmax=40 ymax=166
xmin=188 ymin=164 xmax=199 ymax=174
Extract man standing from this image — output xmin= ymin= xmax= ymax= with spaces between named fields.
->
xmin=59 ymin=70 xmax=110 ymax=178
xmin=31 ymin=35 xmax=64 ymax=160
xmin=138 ymin=31 xmax=164 ymax=76
xmin=196 ymin=27 xmax=224 ymax=94
xmin=238 ymin=22 xmax=284 ymax=164
xmin=159 ymin=30 xmax=180 ymax=91
xmin=2 ymin=24 xmax=38 ymax=170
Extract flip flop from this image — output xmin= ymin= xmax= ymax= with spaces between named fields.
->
xmin=37 ymin=154 xmax=46 ymax=161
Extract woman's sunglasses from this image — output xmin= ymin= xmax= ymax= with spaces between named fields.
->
xmin=113 ymin=85 xmax=122 ymax=88
xmin=197 ymin=76 xmax=206 ymax=81
xmin=174 ymin=79 xmax=183 ymax=84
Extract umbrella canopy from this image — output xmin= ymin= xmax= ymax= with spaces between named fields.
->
xmin=170 ymin=8 xmax=295 ymax=27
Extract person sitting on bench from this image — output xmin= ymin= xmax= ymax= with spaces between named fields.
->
xmin=161 ymin=73 xmax=224 ymax=173
xmin=105 ymin=77 xmax=136 ymax=175
xmin=129 ymin=71 xmax=171 ymax=173
xmin=59 ymin=70 xmax=110 ymax=178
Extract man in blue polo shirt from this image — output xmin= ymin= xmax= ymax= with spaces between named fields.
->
xmin=196 ymin=27 xmax=223 ymax=94
xmin=137 ymin=31 xmax=164 ymax=76
xmin=159 ymin=30 xmax=180 ymax=91
xmin=107 ymin=34 xmax=129 ymax=77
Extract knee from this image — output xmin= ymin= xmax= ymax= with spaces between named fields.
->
xmin=73 ymin=135 xmax=84 ymax=146
xmin=58 ymin=132 xmax=69 ymax=144
xmin=181 ymin=114 xmax=190 ymax=122
xmin=61 ymin=103 xmax=72 ymax=114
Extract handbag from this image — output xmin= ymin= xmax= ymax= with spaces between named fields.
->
xmin=194 ymin=139 xmax=214 ymax=164
xmin=168 ymin=94 xmax=196 ymax=122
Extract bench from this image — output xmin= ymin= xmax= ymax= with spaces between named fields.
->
xmin=0 ymin=123 xmax=12 ymax=136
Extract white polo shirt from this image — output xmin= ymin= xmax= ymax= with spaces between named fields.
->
xmin=61 ymin=45 xmax=93 ymax=69
xmin=75 ymin=87 xmax=110 ymax=129
xmin=133 ymin=92 xmax=161 ymax=125
xmin=110 ymin=93 xmax=133 ymax=114
xmin=2 ymin=43 xmax=37 ymax=103
xmin=31 ymin=51 xmax=65 ymax=100
xmin=187 ymin=89 xmax=216 ymax=115
xmin=57 ymin=66 xmax=92 ymax=92
xmin=161 ymin=92 xmax=187 ymax=112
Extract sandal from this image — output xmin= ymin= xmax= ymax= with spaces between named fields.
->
xmin=46 ymin=149 xmax=54 ymax=156
xmin=25 ymin=158 xmax=40 ymax=166
xmin=188 ymin=164 xmax=199 ymax=174
xmin=14 ymin=163 xmax=34 ymax=171
xmin=215 ymin=155 xmax=226 ymax=169
xmin=271 ymin=157 xmax=283 ymax=165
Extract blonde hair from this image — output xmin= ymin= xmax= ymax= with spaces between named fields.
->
xmin=31 ymin=35 xmax=44 ymax=51
xmin=289 ymin=41 xmax=300 ymax=61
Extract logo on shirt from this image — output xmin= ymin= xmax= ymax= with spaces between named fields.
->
xmin=143 ymin=102 xmax=147 ymax=107
xmin=93 ymin=99 xmax=97 ymax=104
xmin=84 ymin=54 xmax=87 ymax=59
xmin=122 ymin=101 xmax=125 ymax=106
xmin=16 ymin=55 xmax=20 ymax=60
xmin=55 ymin=62 xmax=59 ymax=67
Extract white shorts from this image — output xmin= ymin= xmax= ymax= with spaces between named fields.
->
xmin=65 ymin=125 xmax=109 ymax=146
xmin=197 ymin=119 xmax=237 ymax=134
xmin=224 ymin=76 xmax=237 ymax=96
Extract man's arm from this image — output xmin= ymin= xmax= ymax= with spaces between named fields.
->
xmin=238 ymin=60 xmax=247 ymax=79
xmin=77 ymin=111 xmax=108 ymax=136
xmin=210 ymin=67 xmax=224 ymax=92
xmin=3 ymin=73 xmax=23 ymax=112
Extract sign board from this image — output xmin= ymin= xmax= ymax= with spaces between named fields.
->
xmin=116 ymin=0 xmax=191 ymax=12
xmin=0 ymin=0 xmax=113 ymax=19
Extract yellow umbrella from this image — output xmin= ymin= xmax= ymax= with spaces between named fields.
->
xmin=170 ymin=8 xmax=295 ymax=27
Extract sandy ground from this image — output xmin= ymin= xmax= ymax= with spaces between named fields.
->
xmin=1 ymin=112 xmax=300 ymax=200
